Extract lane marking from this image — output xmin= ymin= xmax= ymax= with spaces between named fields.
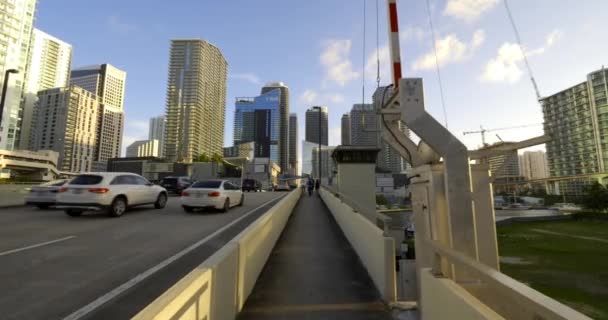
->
xmin=63 ymin=193 xmax=287 ymax=320
xmin=0 ymin=236 xmax=76 ymax=257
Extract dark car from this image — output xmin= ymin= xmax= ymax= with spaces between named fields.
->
xmin=160 ymin=176 xmax=192 ymax=194
xmin=242 ymin=179 xmax=262 ymax=192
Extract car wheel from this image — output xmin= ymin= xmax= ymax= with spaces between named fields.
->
xmin=108 ymin=196 xmax=127 ymax=217
xmin=183 ymin=205 xmax=194 ymax=213
xmin=37 ymin=204 xmax=50 ymax=210
xmin=154 ymin=192 xmax=167 ymax=209
xmin=221 ymin=198 xmax=230 ymax=212
xmin=238 ymin=194 xmax=244 ymax=206
xmin=65 ymin=209 xmax=82 ymax=217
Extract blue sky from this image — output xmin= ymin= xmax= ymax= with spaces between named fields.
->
xmin=35 ymin=0 xmax=608 ymax=158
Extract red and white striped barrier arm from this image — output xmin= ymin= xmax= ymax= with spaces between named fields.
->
xmin=387 ymin=0 xmax=402 ymax=88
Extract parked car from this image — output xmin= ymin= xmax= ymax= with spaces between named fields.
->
xmin=274 ymin=181 xmax=290 ymax=191
xmin=159 ymin=176 xmax=192 ymax=194
xmin=56 ymin=172 xmax=168 ymax=217
xmin=242 ymin=179 xmax=262 ymax=192
xmin=25 ymin=179 xmax=69 ymax=209
xmin=181 ymin=180 xmax=244 ymax=213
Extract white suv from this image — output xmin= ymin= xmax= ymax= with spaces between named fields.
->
xmin=56 ymin=172 xmax=168 ymax=217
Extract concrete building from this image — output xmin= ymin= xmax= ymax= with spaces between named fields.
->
xmin=234 ymin=89 xmax=280 ymax=163
xmin=478 ymin=142 xmax=521 ymax=178
xmin=350 ymin=104 xmax=376 ymax=146
xmin=32 ymin=86 xmax=99 ymax=173
xmin=261 ymin=82 xmax=289 ymax=172
xmin=20 ymin=29 xmax=72 ymax=150
xmin=0 ymin=0 xmax=37 ymax=152
xmin=164 ymin=39 xmax=228 ymax=162
xmin=289 ymin=113 xmax=298 ymax=175
xmin=70 ymin=64 xmax=126 ymax=170
xmin=223 ymin=142 xmax=255 ymax=159
xmin=305 ymin=106 xmax=328 ymax=145
xmin=312 ymin=145 xmax=336 ymax=181
xmin=519 ymin=151 xmax=549 ymax=180
xmin=341 ymin=113 xmax=351 ymax=145
xmin=0 ymin=149 xmax=59 ymax=180
xmin=301 ymin=140 xmax=317 ymax=177
xmin=149 ymin=115 xmax=166 ymax=157
xmin=541 ymin=67 xmax=608 ymax=195
xmin=126 ymin=139 xmax=160 ymax=158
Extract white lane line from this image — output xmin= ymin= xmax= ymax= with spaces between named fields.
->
xmin=0 ymin=236 xmax=76 ymax=257
xmin=63 ymin=193 xmax=287 ymax=320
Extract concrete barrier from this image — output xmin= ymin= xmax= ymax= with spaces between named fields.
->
xmin=133 ymin=189 xmax=301 ymax=320
xmin=420 ymin=268 xmax=504 ymax=320
xmin=0 ymin=184 xmax=35 ymax=208
xmin=319 ymin=188 xmax=396 ymax=302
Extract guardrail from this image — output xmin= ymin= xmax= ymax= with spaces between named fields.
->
xmin=0 ymin=184 xmax=37 ymax=208
xmin=319 ymin=187 xmax=396 ymax=302
xmin=133 ymin=189 xmax=301 ymax=320
xmin=423 ymin=239 xmax=591 ymax=320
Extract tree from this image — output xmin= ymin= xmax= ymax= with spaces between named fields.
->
xmin=376 ymin=194 xmax=389 ymax=206
xmin=195 ymin=153 xmax=211 ymax=162
xmin=581 ymin=182 xmax=608 ymax=212
xmin=212 ymin=152 xmax=223 ymax=163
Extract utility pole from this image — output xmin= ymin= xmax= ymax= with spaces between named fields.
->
xmin=318 ymin=107 xmax=322 ymax=182
xmin=0 ymin=69 xmax=19 ymax=125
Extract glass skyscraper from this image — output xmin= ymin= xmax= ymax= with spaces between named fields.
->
xmin=234 ymin=89 xmax=280 ymax=164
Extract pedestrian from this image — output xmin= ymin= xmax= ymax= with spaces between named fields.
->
xmin=307 ymin=178 xmax=314 ymax=197
xmin=315 ymin=179 xmax=320 ymax=193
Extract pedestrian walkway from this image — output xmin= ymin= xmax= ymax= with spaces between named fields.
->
xmin=238 ymin=193 xmax=393 ymax=320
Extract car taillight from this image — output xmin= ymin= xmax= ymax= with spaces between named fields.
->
xmin=57 ymin=187 xmax=67 ymax=193
xmin=208 ymin=191 xmax=220 ymax=197
xmin=88 ymin=188 xmax=109 ymax=194
xmin=181 ymin=191 xmax=190 ymax=197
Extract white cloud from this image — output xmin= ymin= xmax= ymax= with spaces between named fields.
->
xmin=229 ymin=73 xmax=262 ymax=85
xmin=412 ymin=30 xmax=485 ymax=71
xmin=444 ymin=0 xmax=499 ymax=22
xmin=326 ymin=93 xmax=345 ymax=104
xmin=401 ymin=26 xmax=428 ymax=42
xmin=320 ymin=39 xmax=360 ymax=86
xmin=107 ymin=15 xmax=137 ymax=34
xmin=365 ymin=44 xmax=390 ymax=85
xmin=299 ymin=89 xmax=318 ymax=104
xmin=481 ymin=30 xmax=562 ymax=84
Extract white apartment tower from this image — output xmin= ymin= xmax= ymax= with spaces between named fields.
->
xmin=32 ymin=86 xmax=99 ymax=172
xmin=70 ymin=64 xmax=126 ymax=170
xmin=20 ymin=28 xmax=72 ymax=150
xmin=126 ymin=139 xmax=160 ymax=158
xmin=165 ymin=39 xmax=228 ymax=162
xmin=0 ymin=0 xmax=37 ymax=152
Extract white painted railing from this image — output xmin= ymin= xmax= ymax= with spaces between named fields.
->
xmin=423 ymin=240 xmax=592 ymax=320
xmin=319 ymin=187 xmax=397 ymax=302
xmin=133 ymin=189 xmax=301 ymax=320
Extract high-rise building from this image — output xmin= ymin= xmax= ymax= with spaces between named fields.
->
xmin=224 ymin=142 xmax=255 ymax=159
xmin=0 ymin=0 xmax=37 ymax=152
xmin=164 ymin=39 xmax=228 ymax=162
xmin=477 ymin=142 xmax=521 ymax=179
xmin=305 ymin=106 xmax=328 ymax=145
xmin=234 ymin=89 xmax=280 ymax=163
xmin=126 ymin=139 xmax=160 ymax=158
xmin=261 ymin=82 xmax=289 ymax=172
xmin=301 ymin=140 xmax=317 ymax=177
xmin=20 ymin=29 xmax=72 ymax=150
xmin=149 ymin=115 xmax=166 ymax=157
xmin=312 ymin=145 xmax=336 ymax=180
xmin=350 ymin=104 xmax=376 ymax=146
xmin=70 ymin=64 xmax=126 ymax=170
xmin=341 ymin=113 xmax=351 ymax=145
xmin=32 ymin=86 xmax=99 ymax=172
xmin=519 ymin=151 xmax=549 ymax=180
xmin=289 ymin=113 xmax=298 ymax=174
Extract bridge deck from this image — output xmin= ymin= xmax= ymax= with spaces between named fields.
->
xmin=238 ymin=192 xmax=393 ymax=319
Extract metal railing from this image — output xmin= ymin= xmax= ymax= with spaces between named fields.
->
xmin=425 ymin=239 xmax=591 ymax=320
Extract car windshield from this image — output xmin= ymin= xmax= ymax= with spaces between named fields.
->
xmin=161 ymin=178 xmax=177 ymax=184
xmin=69 ymin=175 xmax=103 ymax=185
xmin=191 ymin=180 xmax=222 ymax=189
xmin=40 ymin=180 xmax=66 ymax=186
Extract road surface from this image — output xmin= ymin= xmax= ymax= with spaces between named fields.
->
xmin=0 ymin=192 xmax=287 ymax=320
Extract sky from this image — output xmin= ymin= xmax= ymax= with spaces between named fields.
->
xmin=35 ymin=0 xmax=608 ymax=160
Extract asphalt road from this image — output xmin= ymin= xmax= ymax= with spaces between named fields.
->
xmin=0 ymin=191 xmax=288 ymax=320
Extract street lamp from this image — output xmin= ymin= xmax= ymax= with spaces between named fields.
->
xmin=0 ymin=69 xmax=19 ymax=125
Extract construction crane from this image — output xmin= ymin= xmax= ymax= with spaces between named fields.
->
xmin=462 ymin=123 xmax=542 ymax=146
